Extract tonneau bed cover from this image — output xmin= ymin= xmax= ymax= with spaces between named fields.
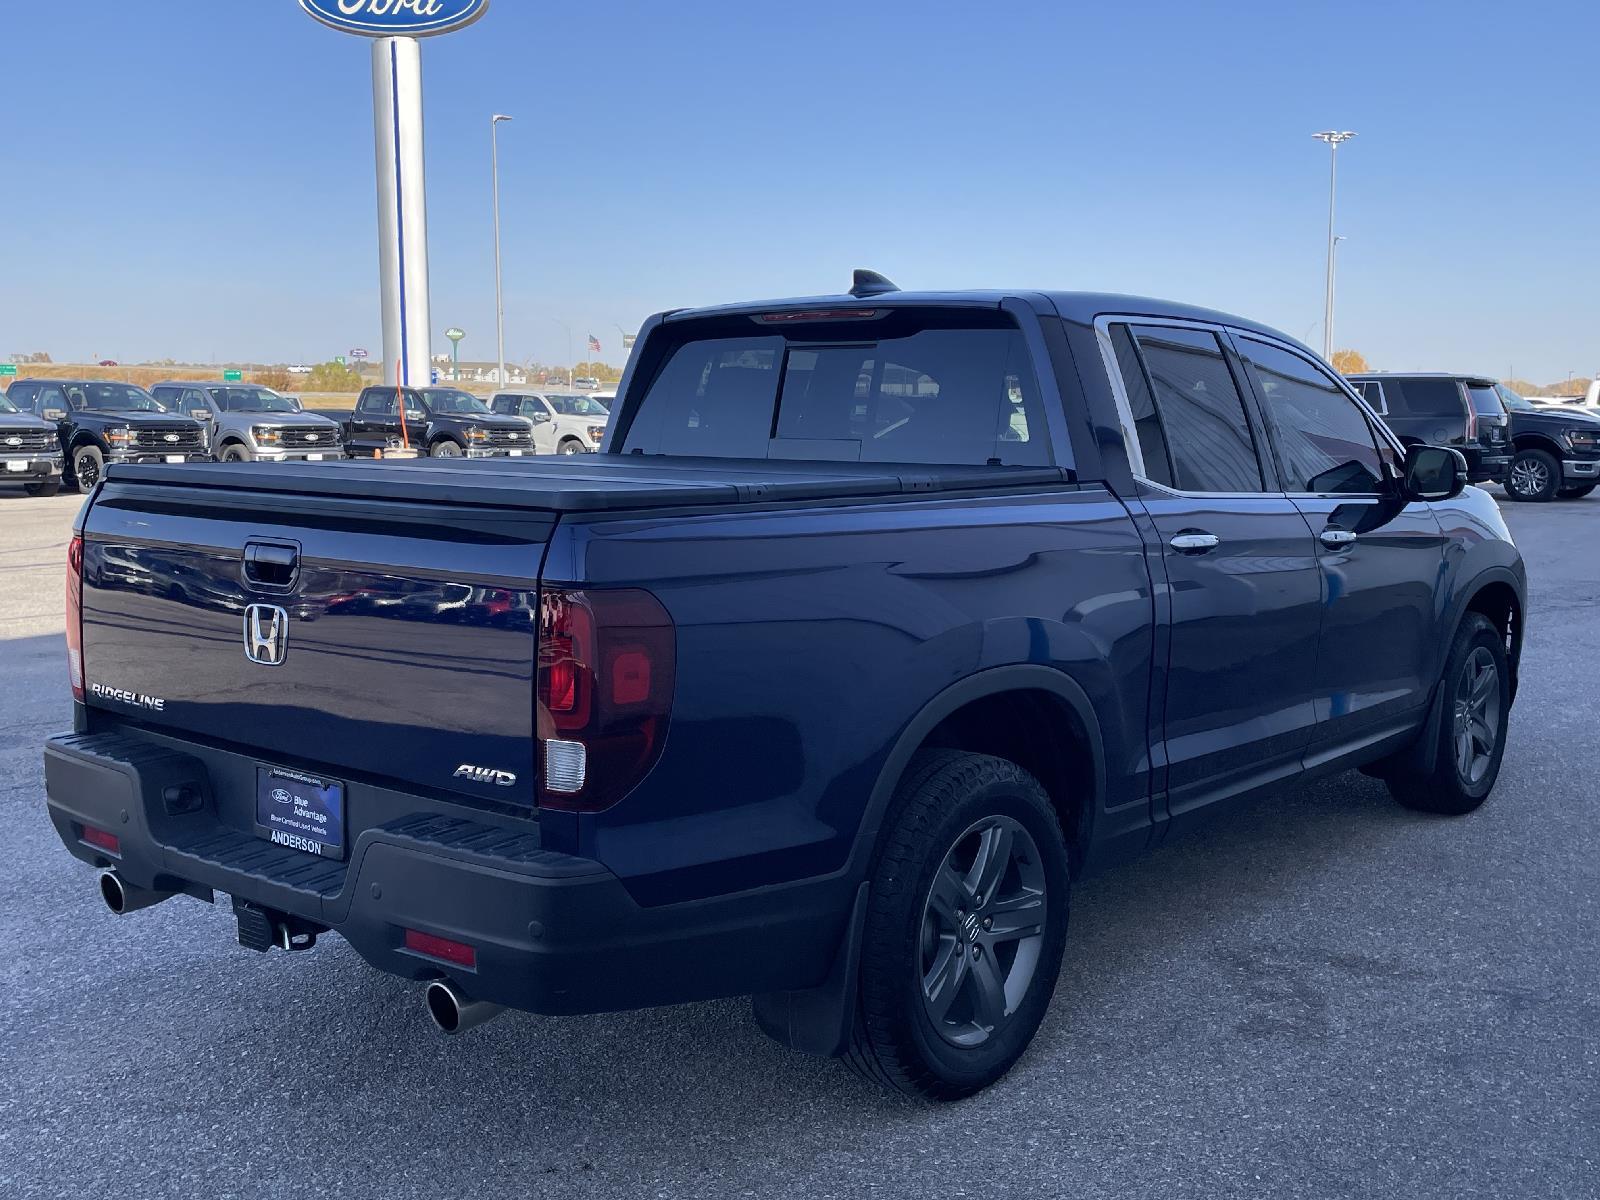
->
xmin=105 ymin=456 xmax=1075 ymax=513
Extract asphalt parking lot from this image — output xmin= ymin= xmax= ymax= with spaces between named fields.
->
xmin=2 ymin=487 xmax=1596 ymax=1200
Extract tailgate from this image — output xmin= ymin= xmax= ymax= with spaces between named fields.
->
xmin=79 ymin=479 xmax=549 ymax=804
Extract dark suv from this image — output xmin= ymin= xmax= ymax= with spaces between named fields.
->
xmin=1347 ymin=374 xmax=1511 ymax=485
xmin=5 ymin=379 xmax=209 ymax=491
xmin=343 ymin=386 xmax=536 ymax=458
xmin=1492 ymin=383 xmax=1600 ymax=501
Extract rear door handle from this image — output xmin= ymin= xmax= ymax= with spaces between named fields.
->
xmin=1169 ymin=532 xmax=1220 ymax=555
xmin=1319 ymin=529 xmax=1358 ymax=549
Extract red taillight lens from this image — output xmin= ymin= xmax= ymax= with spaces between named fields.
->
xmin=403 ymin=928 xmax=477 ymax=969
xmin=66 ymin=534 xmax=84 ymax=701
xmin=80 ymin=824 xmax=120 ymax=855
xmin=536 ymin=588 xmax=675 ymax=812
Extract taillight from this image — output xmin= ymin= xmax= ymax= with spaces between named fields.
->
xmin=66 ymin=534 xmax=84 ymax=701
xmin=1464 ymin=400 xmax=1478 ymax=442
xmin=536 ymin=587 xmax=674 ymax=812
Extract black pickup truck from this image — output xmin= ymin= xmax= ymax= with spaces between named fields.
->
xmin=45 ymin=278 xmax=1525 ymax=1100
xmin=343 ymin=385 xmax=536 ymax=458
xmin=5 ymin=378 xmax=208 ymax=491
xmin=0 ymin=388 xmax=65 ymax=495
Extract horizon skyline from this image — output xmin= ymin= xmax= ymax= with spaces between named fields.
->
xmin=2 ymin=1 xmax=1597 ymax=381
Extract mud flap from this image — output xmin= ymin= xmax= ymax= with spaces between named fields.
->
xmin=751 ymin=882 xmax=868 ymax=1058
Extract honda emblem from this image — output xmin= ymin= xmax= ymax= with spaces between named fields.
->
xmin=243 ymin=604 xmax=289 ymax=666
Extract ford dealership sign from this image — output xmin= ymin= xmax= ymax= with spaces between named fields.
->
xmin=298 ymin=0 xmax=489 ymax=38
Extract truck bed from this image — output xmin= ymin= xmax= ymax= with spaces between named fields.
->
xmin=106 ymin=455 xmax=1075 ymax=513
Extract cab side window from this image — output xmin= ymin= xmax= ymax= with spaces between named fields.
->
xmin=1124 ymin=325 xmax=1265 ymax=493
xmin=180 ymin=389 xmax=209 ymax=419
xmin=7 ymin=383 xmax=39 ymax=412
xmin=37 ymin=384 xmax=69 ymax=414
xmin=1239 ymin=339 xmax=1385 ymax=495
xmin=519 ymin=398 xmax=546 ymax=419
xmin=360 ymin=389 xmax=396 ymax=416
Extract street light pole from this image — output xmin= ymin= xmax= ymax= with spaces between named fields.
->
xmin=491 ymin=114 xmax=513 ymax=388
xmin=1312 ymin=130 xmax=1356 ymax=361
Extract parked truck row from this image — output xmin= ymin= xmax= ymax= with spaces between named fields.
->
xmin=0 ymin=379 xmax=615 ymax=491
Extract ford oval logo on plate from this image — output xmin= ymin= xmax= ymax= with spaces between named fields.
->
xmin=298 ymin=0 xmax=490 ymax=38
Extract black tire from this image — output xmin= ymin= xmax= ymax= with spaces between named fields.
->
xmin=1505 ymin=448 xmax=1560 ymax=502
xmin=843 ymin=750 xmax=1070 ymax=1101
xmin=1386 ymin=613 xmax=1510 ymax=816
xmin=220 ymin=443 xmax=251 ymax=463
xmin=24 ymin=479 xmax=61 ymax=498
xmin=557 ymin=438 xmax=585 ymax=456
xmin=1557 ymin=482 xmax=1597 ymax=499
xmin=71 ymin=445 xmax=104 ymax=493
xmin=431 ymin=440 xmax=463 ymax=458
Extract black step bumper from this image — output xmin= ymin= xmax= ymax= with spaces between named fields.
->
xmin=44 ymin=730 xmax=845 ymax=1016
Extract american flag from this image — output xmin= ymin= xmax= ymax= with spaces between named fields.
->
xmin=587 ymin=334 xmax=602 ymax=355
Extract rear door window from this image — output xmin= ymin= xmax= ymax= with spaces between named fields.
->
xmin=1126 ymin=325 xmax=1265 ymax=492
xmin=1389 ymin=379 xmax=1462 ymax=417
xmin=621 ymin=319 xmax=1050 ymax=466
xmin=1240 ymin=339 xmax=1385 ymax=494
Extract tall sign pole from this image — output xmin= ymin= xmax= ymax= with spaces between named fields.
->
xmin=299 ymin=1 xmax=491 ymax=390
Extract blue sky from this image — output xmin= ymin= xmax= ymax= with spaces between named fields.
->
xmin=1 ymin=0 xmax=1595 ymax=381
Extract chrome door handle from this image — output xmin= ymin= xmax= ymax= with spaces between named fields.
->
xmin=1169 ymin=532 xmax=1220 ymax=554
xmin=1319 ymin=529 xmax=1358 ymax=548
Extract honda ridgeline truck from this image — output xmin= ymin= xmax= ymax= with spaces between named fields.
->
xmin=45 ymin=276 xmax=1525 ymax=1100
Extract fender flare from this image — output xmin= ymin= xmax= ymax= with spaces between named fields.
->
xmin=1403 ymin=565 xmax=1525 ymax=778
xmin=848 ymin=663 xmax=1108 ymax=881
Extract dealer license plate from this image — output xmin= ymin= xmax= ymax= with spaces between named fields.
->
xmin=165 ymin=455 xmax=186 ymax=464
xmin=254 ymin=765 xmax=346 ymax=860
xmin=4 ymin=461 xmax=27 ymax=473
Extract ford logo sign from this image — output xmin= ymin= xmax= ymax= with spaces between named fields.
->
xmin=164 ymin=433 xmax=180 ymax=443
xmin=298 ymin=0 xmax=490 ymax=38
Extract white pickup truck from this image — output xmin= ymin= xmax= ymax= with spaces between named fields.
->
xmin=489 ymin=390 xmax=611 ymax=454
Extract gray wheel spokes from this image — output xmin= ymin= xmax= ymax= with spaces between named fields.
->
xmin=967 ymin=949 xmax=1009 ymax=1029
xmin=965 ymin=822 xmax=1014 ymax=903
xmin=922 ymin=937 xmax=968 ymax=1023
xmin=984 ymin=889 xmax=1046 ymax=942
xmin=919 ymin=814 xmax=1048 ymax=1048
xmin=1456 ymin=728 xmax=1474 ymax=777
xmin=925 ymin=863 xmax=969 ymax=925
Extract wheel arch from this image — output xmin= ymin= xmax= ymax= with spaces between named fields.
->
xmin=1511 ymin=432 xmax=1563 ymax=458
xmin=853 ymin=666 xmax=1107 ymax=880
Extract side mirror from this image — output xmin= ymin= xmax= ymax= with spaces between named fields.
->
xmin=531 ymin=411 xmax=551 ymax=424
xmin=42 ymin=408 xmax=67 ymax=421
xmin=1404 ymin=445 xmax=1467 ymax=501
xmin=188 ymin=408 xmax=213 ymax=421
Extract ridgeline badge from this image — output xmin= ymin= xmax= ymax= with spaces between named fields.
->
xmin=298 ymin=0 xmax=490 ymax=38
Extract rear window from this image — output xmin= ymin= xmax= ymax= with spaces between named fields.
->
xmin=1466 ymin=385 xmax=1505 ymax=416
xmin=620 ymin=317 xmax=1050 ymax=466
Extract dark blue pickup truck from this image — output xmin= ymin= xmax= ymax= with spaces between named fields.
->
xmin=45 ymin=278 xmax=1525 ymax=1099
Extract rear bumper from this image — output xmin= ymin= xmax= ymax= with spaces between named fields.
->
xmin=1466 ymin=452 xmax=1511 ymax=483
xmin=43 ymin=729 xmax=845 ymax=1015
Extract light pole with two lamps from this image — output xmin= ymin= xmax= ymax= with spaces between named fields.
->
xmin=1312 ymin=130 xmax=1356 ymax=361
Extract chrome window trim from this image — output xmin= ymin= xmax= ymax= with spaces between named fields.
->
xmin=1091 ymin=313 xmax=1275 ymax=498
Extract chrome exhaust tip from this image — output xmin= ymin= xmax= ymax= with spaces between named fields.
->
xmin=99 ymin=871 xmax=173 ymax=916
xmin=424 ymin=980 xmax=505 ymax=1035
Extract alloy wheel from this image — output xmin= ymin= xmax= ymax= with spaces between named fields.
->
xmin=919 ymin=815 xmax=1048 ymax=1048
xmin=75 ymin=452 xmax=100 ymax=490
xmin=1453 ymin=646 xmax=1501 ymax=785
xmin=1509 ymin=458 xmax=1549 ymax=498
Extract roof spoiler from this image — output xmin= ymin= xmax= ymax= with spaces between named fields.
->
xmin=849 ymin=269 xmax=900 ymax=298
